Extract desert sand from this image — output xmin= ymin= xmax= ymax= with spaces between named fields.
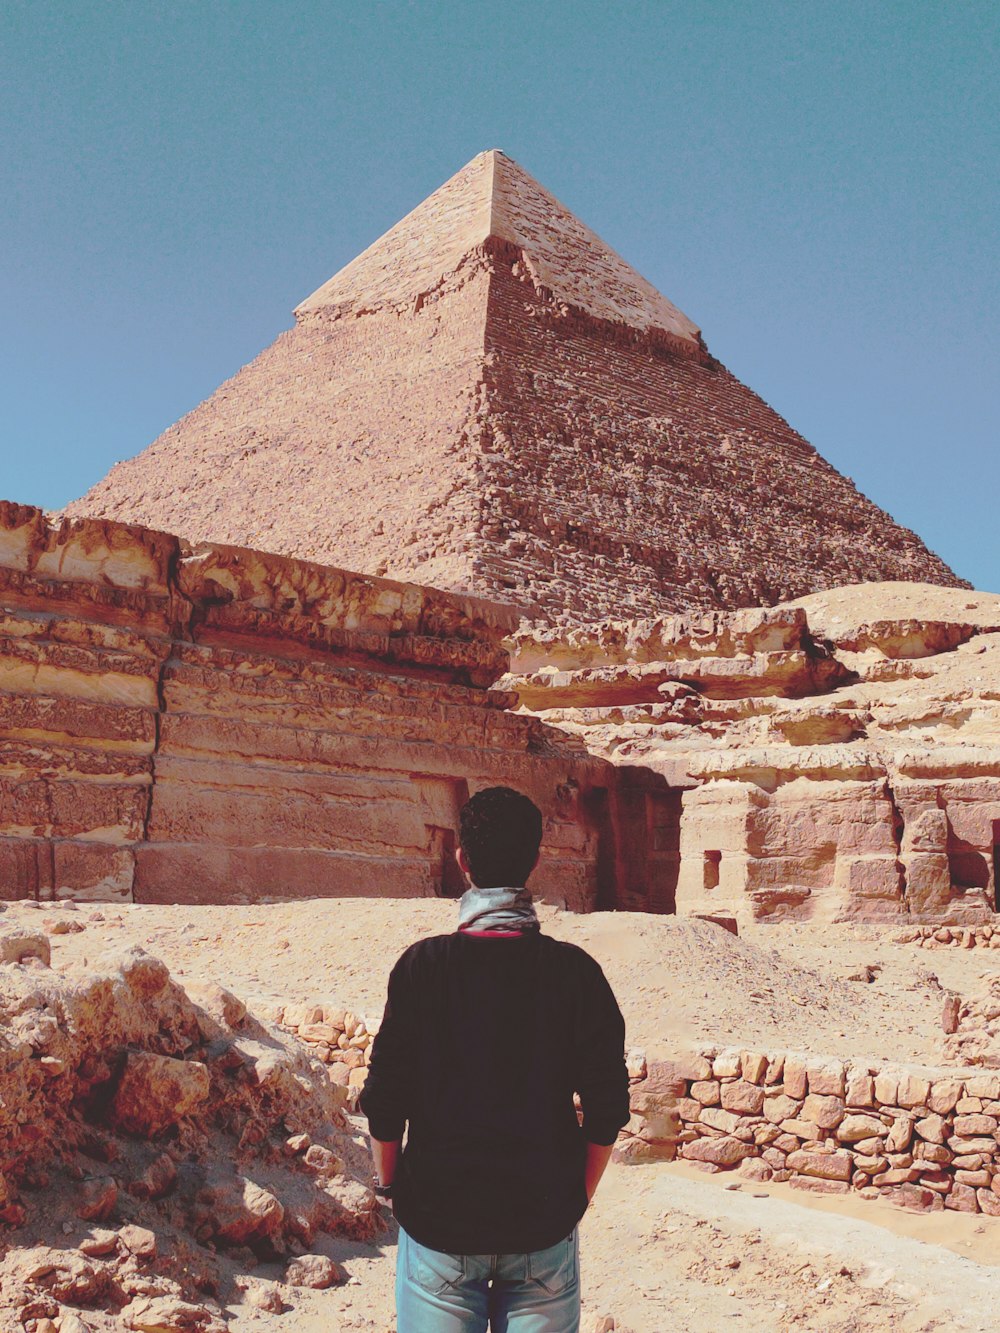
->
xmin=4 ymin=896 xmax=1000 ymax=1331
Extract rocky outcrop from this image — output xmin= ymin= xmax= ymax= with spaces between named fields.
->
xmin=0 ymin=503 xmax=667 ymax=910
xmin=65 ymin=152 xmax=964 ymax=622
xmin=505 ymin=583 xmax=1000 ymax=924
xmin=0 ymin=924 xmax=376 ymax=1329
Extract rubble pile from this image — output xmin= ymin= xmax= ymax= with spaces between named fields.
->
xmin=0 ymin=918 xmax=377 ymax=1331
xmin=944 ymin=974 xmax=1000 ymax=1069
xmin=276 ymin=1002 xmax=376 ymax=1096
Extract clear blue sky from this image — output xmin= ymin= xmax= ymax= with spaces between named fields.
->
xmin=2 ymin=1 xmax=997 ymax=590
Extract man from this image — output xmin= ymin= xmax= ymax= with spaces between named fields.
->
xmin=360 ymin=785 xmax=630 ymax=1332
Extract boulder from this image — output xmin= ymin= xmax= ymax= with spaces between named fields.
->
xmin=110 ymin=1053 xmax=210 ymax=1138
xmin=285 ymin=1253 xmax=344 ymax=1288
xmin=0 ymin=926 xmax=50 ymax=966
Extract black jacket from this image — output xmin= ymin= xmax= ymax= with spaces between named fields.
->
xmin=359 ymin=929 xmax=629 ymax=1254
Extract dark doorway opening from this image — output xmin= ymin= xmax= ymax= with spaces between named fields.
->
xmin=993 ymin=819 xmax=1000 ymax=912
xmin=414 ymin=774 xmax=470 ymax=898
xmin=703 ymin=850 xmax=722 ymax=892
xmin=429 ymin=826 xmax=467 ymax=899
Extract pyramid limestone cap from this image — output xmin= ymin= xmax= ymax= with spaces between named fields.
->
xmin=295 ymin=150 xmax=701 ymax=349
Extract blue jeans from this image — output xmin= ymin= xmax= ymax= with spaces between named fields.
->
xmin=395 ymin=1225 xmax=581 ymax=1332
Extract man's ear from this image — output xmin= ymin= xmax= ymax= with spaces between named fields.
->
xmin=456 ymin=845 xmax=470 ymax=877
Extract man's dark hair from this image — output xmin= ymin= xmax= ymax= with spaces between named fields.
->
xmin=458 ymin=786 xmax=543 ymax=888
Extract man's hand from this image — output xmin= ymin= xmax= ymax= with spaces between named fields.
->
xmin=584 ymin=1141 xmax=615 ymax=1202
xmin=370 ymin=1135 xmax=401 ymax=1198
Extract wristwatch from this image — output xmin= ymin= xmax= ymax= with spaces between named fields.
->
xmin=374 ymin=1182 xmax=393 ymax=1203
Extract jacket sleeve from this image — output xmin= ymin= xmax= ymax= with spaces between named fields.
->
xmin=574 ymin=956 xmax=630 ymax=1146
xmin=358 ymin=950 xmax=415 ymax=1142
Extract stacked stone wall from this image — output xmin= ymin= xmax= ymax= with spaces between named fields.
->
xmin=621 ymin=1047 xmax=1000 ymax=1216
xmin=277 ymin=989 xmax=1000 ymax=1219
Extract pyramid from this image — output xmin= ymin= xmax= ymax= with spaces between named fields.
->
xmin=68 ymin=150 xmax=966 ymax=620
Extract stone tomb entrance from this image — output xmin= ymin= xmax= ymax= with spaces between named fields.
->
xmin=412 ymin=775 xmax=470 ymax=899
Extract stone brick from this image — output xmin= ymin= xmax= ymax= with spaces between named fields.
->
xmin=953 ymin=1114 xmax=998 ymax=1137
xmin=836 ymin=1114 xmax=886 ymax=1143
xmin=886 ymin=1115 xmax=915 ymax=1153
xmin=643 ymin=1063 xmax=688 ymax=1097
xmin=780 ymin=1118 xmax=823 ymax=1141
xmin=782 ymin=1060 xmax=808 ymax=1100
xmin=965 ymin=1075 xmax=1000 ymax=1100
xmin=713 ymin=1049 xmax=742 ymax=1080
xmin=801 ymin=1094 xmax=846 ymax=1130
xmin=806 ymin=1060 xmax=846 ymax=1098
xmin=896 ymin=1073 xmax=932 ymax=1109
xmin=950 ymin=1153 xmax=984 ymax=1170
xmin=955 ymin=1169 xmax=991 ymax=1188
xmin=689 ymin=1080 xmax=721 ymax=1106
xmin=873 ymin=1071 xmax=899 ymax=1106
xmin=928 ymin=1079 xmax=965 ymax=1114
xmin=883 ymin=1184 xmax=942 ymax=1212
xmin=845 ymin=1068 xmax=875 ymax=1107
xmin=786 ymin=1149 xmax=853 ymax=1181
xmin=740 ymin=1051 xmax=768 ymax=1085
xmin=945 ymin=1183 xmax=980 ymax=1212
xmin=950 ymin=1137 xmax=998 ymax=1156
xmin=720 ymin=1080 xmax=766 ymax=1115
xmin=682 ymin=1136 xmax=753 ymax=1167
xmin=874 ymin=1167 xmax=922 ymax=1186
xmin=763 ymin=1094 xmax=802 ymax=1124
xmin=955 ymin=1097 xmax=984 ymax=1113
xmin=700 ymin=1107 xmax=742 ymax=1134
xmin=914 ymin=1143 xmax=952 ymax=1166
xmin=789 ymin=1176 xmax=849 ymax=1195
xmin=914 ymin=1114 xmax=948 ymax=1144
xmin=852 ymin=1154 xmax=888 ymax=1175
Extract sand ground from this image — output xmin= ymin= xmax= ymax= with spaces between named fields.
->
xmin=5 ymin=896 xmax=1000 ymax=1332
xmin=22 ymin=897 xmax=993 ymax=1067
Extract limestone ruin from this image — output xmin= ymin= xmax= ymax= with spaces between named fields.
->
xmin=0 ymin=919 xmax=378 ymax=1328
xmin=506 ymin=582 xmax=1000 ymax=924
xmin=0 ymin=502 xmax=672 ymax=910
xmin=42 ymin=150 xmax=993 ymax=926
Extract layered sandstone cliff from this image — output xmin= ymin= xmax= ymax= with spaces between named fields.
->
xmin=0 ymin=501 xmax=670 ymax=910
xmin=66 ymin=151 xmax=964 ymax=622
xmin=503 ymin=583 xmax=1000 ymax=924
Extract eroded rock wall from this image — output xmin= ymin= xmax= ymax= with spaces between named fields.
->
xmin=505 ymin=584 xmax=1000 ymax=924
xmin=0 ymin=503 xmax=664 ymax=909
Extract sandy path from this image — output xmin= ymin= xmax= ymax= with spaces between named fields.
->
xmin=226 ymin=1154 xmax=1000 ymax=1332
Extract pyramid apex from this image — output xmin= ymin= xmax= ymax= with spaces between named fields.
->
xmin=295 ymin=153 xmax=702 ymax=350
